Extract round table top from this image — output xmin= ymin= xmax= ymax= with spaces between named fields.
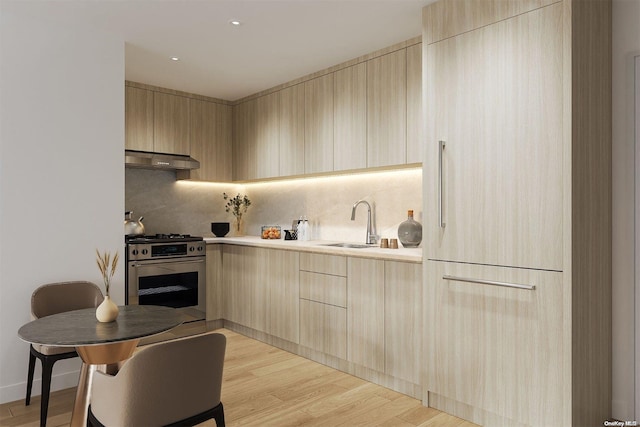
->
xmin=18 ymin=305 xmax=183 ymax=347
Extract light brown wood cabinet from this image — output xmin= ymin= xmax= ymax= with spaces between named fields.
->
xmin=222 ymin=245 xmax=299 ymax=343
xmin=279 ymin=84 xmax=305 ymax=177
xmin=334 ymin=63 xmax=367 ymax=171
xmin=153 ymin=92 xmax=190 ymax=156
xmin=423 ymin=0 xmax=611 ymax=425
xmin=426 ymin=261 xmax=563 ymax=426
xmin=406 ymin=43 xmax=422 ymax=164
xmin=205 ymin=244 xmax=223 ymax=320
xmin=305 ymin=73 xmax=334 ymax=174
xmin=367 ymin=49 xmax=407 ymax=168
xmin=299 ymin=253 xmax=347 ymax=359
xmin=424 ymin=4 xmax=562 ymax=271
xmin=125 ymin=86 xmax=154 ymax=152
xmin=384 ymin=260 xmax=422 ymax=385
xmin=347 ymin=257 xmax=384 ymax=372
xmin=188 ymin=99 xmax=232 ymax=182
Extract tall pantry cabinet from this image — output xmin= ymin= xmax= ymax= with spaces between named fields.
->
xmin=422 ymin=0 xmax=611 ymax=426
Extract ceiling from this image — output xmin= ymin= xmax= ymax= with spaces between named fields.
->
xmin=13 ymin=0 xmax=433 ymax=101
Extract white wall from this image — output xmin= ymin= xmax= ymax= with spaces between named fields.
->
xmin=0 ymin=3 xmax=124 ymax=403
xmin=612 ymin=0 xmax=640 ymax=420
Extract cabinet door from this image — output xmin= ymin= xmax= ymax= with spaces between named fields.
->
xmin=406 ymin=43 xmax=422 ymax=164
xmin=367 ymin=49 xmax=406 ymax=168
xmin=254 ymin=92 xmax=281 ymax=179
xmin=153 ymin=92 xmax=190 ymax=155
xmin=299 ymin=299 xmax=347 ymax=359
xmin=205 ymin=244 xmax=222 ymax=320
xmin=279 ymin=84 xmax=305 ymax=177
xmin=189 ymin=99 xmax=232 ymax=182
xmin=347 ymin=257 xmax=384 ymax=372
xmin=232 ymin=100 xmax=255 ymax=181
xmin=264 ymin=248 xmax=299 ymax=343
xmin=334 ymin=63 xmax=367 ymax=171
xmin=426 ymin=261 xmax=563 ymax=426
xmin=305 ymin=73 xmax=334 ymax=173
xmin=424 ymin=4 xmax=563 ymax=270
xmin=222 ymin=245 xmax=254 ymax=327
xmin=384 ymin=261 xmax=421 ymax=384
xmin=125 ymin=86 xmax=154 ymax=152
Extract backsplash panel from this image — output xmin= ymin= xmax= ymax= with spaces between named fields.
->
xmin=126 ymin=168 xmax=422 ymax=244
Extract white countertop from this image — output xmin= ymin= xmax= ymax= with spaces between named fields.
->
xmin=204 ymin=236 xmax=422 ymax=263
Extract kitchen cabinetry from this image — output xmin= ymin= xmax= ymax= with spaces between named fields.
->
xmin=187 ymin=99 xmax=232 ymax=182
xmin=334 ymin=63 xmax=367 ymax=171
xmin=347 ymin=257 xmax=384 ymax=372
xmin=384 ymin=261 xmax=421 ymax=385
xmin=222 ymin=245 xmax=299 ymax=343
xmin=205 ymin=244 xmax=223 ymax=320
xmin=125 ymin=86 xmax=154 ymax=152
xmin=153 ymin=92 xmax=190 ymax=156
xmin=299 ymin=253 xmax=347 ymax=359
xmin=279 ymin=84 xmax=305 ymax=177
xmin=406 ymin=43 xmax=422 ymax=164
xmin=232 ymin=93 xmax=280 ymax=180
xmin=424 ymin=4 xmax=562 ymax=271
xmin=426 ymin=261 xmax=563 ymax=426
xmin=423 ymin=0 xmax=611 ymax=425
xmin=305 ymin=73 xmax=334 ymax=174
xmin=367 ymin=49 xmax=406 ymax=168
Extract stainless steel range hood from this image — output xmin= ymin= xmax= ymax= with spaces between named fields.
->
xmin=125 ymin=150 xmax=200 ymax=170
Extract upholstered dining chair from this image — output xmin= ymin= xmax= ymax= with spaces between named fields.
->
xmin=87 ymin=332 xmax=227 ymax=427
xmin=25 ymin=281 xmax=103 ymax=427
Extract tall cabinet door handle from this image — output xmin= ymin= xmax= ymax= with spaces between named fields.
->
xmin=438 ymin=140 xmax=446 ymax=228
xmin=443 ymin=275 xmax=536 ymax=291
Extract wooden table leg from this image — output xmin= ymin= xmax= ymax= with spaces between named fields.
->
xmin=70 ymin=362 xmax=96 ymax=427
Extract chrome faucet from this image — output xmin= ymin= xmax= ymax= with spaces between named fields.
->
xmin=351 ymin=199 xmax=376 ymax=245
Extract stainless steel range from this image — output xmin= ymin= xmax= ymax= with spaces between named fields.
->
xmin=126 ymin=234 xmax=206 ymax=322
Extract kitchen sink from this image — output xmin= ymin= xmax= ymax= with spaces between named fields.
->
xmin=322 ymin=243 xmax=373 ymax=249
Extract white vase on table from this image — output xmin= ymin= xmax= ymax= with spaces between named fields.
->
xmin=96 ymin=295 xmax=119 ymax=322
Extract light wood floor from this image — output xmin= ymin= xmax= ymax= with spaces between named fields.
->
xmin=0 ymin=328 xmax=477 ymax=427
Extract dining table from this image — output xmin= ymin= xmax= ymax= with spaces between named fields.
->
xmin=18 ymin=304 xmax=183 ymax=427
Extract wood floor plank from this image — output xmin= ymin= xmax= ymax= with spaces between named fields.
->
xmin=0 ymin=328 xmax=477 ymax=427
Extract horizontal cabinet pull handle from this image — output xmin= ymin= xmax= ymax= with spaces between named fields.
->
xmin=443 ymin=275 xmax=535 ymax=291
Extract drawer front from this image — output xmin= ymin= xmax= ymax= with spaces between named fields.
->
xmin=300 ymin=271 xmax=347 ymax=307
xmin=426 ymin=261 xmax=564 ymax=425
xmin=300 ymin=252 xmax=347 ymax=276
xmin=299 ymin=299 xmax=347 ymax=359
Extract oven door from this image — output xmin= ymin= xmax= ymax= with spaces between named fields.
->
xmin=127 ymin=257 xmax=205 ymax=317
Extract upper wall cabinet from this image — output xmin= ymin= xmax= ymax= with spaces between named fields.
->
xmin=125 ymin=82 xmax=233 ymax=181
xmin=153 ymin=92 xmax=190 ymax=156
xmin=305 ymin=73 xmax=334 ymax=174
xmin=367 ymin=49 xmax=407 ymax=168
xmin=334 ymin=63 xmax=367 ymax=171
xmin=189 ymin=99 xmax=232 ymax=182
xmin=406 ymin=44 xmax=423 ymax=164
xmin=232 ymin=39 xmax=422 ymax=181
xmin=125 ymin=86 xmax=154 ymax=152
xmin=279 ymin=84 xmax=305 ymax=177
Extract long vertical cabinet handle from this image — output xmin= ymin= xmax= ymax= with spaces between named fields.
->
xmin=438 ymin=140 xmax=446 ymax=228
xmin=443 ymin=275 xmax=536 ymax=291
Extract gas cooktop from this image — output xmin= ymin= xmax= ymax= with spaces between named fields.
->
xmin=125 ymin=234 xmax=204 ymax=244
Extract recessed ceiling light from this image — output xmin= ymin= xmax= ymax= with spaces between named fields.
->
xmin=229 ymin=20 xmax=242 ymax=26
xmin=170 ymin=56 xmax=180 ymax=61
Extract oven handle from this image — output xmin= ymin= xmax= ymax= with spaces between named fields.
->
xmin=130 ymin=259 xmax=205 ymax=268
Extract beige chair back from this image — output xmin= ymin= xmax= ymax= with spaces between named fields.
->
xmin=90 ymin=332 xmax=227 ymax=426
xmin=31 ymin=281 xmax=103 ymax=319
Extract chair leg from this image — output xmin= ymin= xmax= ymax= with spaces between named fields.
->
xmin=213 ymin=402 xmax=225 ymax=427
xmin=25 ymin=348 xmax=36 ymax=406
xmin=39 ymin=357 xmax=55 ymax=427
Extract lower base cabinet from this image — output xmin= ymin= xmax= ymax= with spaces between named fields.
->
xmin=222 ymin=245 xmax=299 ymax=343
xmin=425 ymin=261 xmax=563 ymax=426
xmin=299 ymin=299 xmax=347 ymax=359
